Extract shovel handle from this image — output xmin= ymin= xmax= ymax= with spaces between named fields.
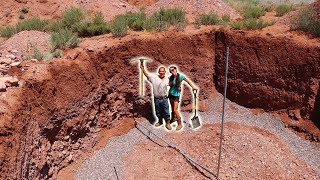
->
xmin=193 ymin=89 xmax=197 ymax=95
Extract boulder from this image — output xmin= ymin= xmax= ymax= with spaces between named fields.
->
xmin=0 ymin=82 xmax=6 ymax=92
xmin=10 ymin=61 xmax=21 ymax=67
xmin=5 ymin=54 xmax=16 ymax=60
xmin=9 ymin=49 xmax=18 ymax=54
xmin=0 ymin=58 xmax=12 ymax=65
xmin=0 ymin=76 xmax=19 ymax=87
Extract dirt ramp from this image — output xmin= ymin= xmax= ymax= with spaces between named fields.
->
xmin=215 ymin=30 xmax=320 ymax=137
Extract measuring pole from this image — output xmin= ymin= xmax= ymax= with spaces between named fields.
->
xmin=217 ymin=47 xmax=229 ymax=178
xmin=140 ymin=59 xmax=144 ymax=97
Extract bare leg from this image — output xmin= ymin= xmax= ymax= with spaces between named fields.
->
xmin=173 ymin=101 xmax=182 ymax=130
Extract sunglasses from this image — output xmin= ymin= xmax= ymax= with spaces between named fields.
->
xmin=169 ymin=69 xmax=175 ymax=73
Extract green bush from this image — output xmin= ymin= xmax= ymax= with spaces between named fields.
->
xmin=111 ymin=15 xmax=128 ymax=37
xmin=147 ymin=13 xmax=169 ymax=32
xmin=195 ymin=12 xmax=221 ymax=26
xmin=153 ymin=8 xmax=186 ymax=26
xmin=50 ymin=29 xmax=79 ymax=50
xmin=52 ymin=49 xmax=63 ymax=58
xmin=48 ymin=20 xmax=64 ymax=32
xmin=292 ymin=8 xmax=320 ymax=37
xmin=126 ymin=11 xmax=146 ymax=31
xmin=231 ymin=21 xmax=243 ymax=30
xmin=93 ymin=11 xmax=104 ymax=25
xmin=72 ymin=22 xmax=111 ymax=37
xmin=15 ymin=17 xmax=48 ymax=32
xmin=275 ymin=4 xmax=293 ymax=17
xmin=32 ymin=47 xmax=44 ymax=60
xmin=243 ymin=18 xmax=271 ymax=30
xmin=0 ymin=26 xmax=16 ymax=38
xmin=62 ymin=7 xmax=84 ymax=28
xmin=243 ymin=5 xmax=266 ymax=19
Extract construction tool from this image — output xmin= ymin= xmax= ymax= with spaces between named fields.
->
xmin=130 ymin=56 xmax=153 ymax=97
xmin=191 ymin=89 xmax=201 ymax=129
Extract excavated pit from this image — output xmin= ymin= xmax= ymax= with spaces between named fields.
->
xmin=0 ymin=28 xmax=319 ymax=179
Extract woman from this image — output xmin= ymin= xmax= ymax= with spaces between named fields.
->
xmin=168 ymin=66 xmax=197 ymax=131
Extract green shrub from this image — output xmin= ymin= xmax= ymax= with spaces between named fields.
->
xmin=72 ymin=21 xmax=111 ymax=37
xmin=52 ymin=49 xmax=63 ymax=58
xmin=231 ymin=21 xmax=243 ymax=30
xmin=50 ymin=29 xmax=79 ymax=50
xmin=93 ymin=11 xmax=104 ymax=25
xmin=111 ymin=15 xmax=128 ymax=37
xmin=222 ymin=15 xmax=230 ymax=23
xmin=62 ymin=7 xmax=84 ymax=28
xmin=243 ymin=18 xmax=271 ymax=30
xmin=292 ymin=8 xmax=320 ymax=37
xmin=15 ymin=17 xmax=48 ymax=32
xmin=195 ymin=12 xmax=221 ymax=26
xmin=243 ymin=5 xmax=266 ymax=19
xmin=275 ymin=4 xmax=293 ymax=17
xmin=0 ymin=26 xmax=16 ymax=38
xmin=48 ymin=20 xmax=64 ymax=32
xmin=147 ymin=13 xmax=169 ymax=32
xmin=154 ymin=8 xmax=186 ymax=26
xmin=126 ymin=11 xmax=146 ymax=31
xmin=21 ymin=6 xmax=29 ymax=14
xmin=32 ymin=47 xmax=44 ymax=60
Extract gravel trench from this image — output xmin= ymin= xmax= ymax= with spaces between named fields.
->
xmin=75 ymin=93 xmax=320 ymax=179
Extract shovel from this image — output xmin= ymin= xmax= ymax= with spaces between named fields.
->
xmin=191 ymin=89 xmax=201 ymax=129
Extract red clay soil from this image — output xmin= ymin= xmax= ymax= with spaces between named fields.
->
xmin=123 ymin=123 xmax=319 ymax=179
xmin=0 ymin=1 xmax=319 ymax=179
xmin=1 ymin=26 xmax=319 ymax=179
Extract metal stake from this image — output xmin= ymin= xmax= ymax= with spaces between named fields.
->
xmin=217 ymin=47 xmax=229 ymax=178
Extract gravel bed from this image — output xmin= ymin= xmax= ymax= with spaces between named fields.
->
xmin=76 ymin=93 xmax=320 ymax=179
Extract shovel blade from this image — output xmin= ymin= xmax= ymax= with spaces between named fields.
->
xmin=191 ymin=116 xmax=201 ymax=129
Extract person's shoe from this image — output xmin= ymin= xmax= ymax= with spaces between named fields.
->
xmin=155 ymin=122 xmax=163 ymax=127
xmin=165 ymin=121 xmax=172 ymax=130
xmin=170 ymin=118 xmax=177 ymax=124
xmin=176 ymin=119 xmax=183 ymax=131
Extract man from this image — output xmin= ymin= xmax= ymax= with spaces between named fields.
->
xmin=140 ymin=64 xmax=172 ymax=130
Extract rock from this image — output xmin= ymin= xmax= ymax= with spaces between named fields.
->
xmin=9 ymin=49 xmax=18 ymax=53
xmin=0 ymin=77 xmax=19 ymax=87
xmin=288 ymin=109 xmax=302 ymax=120
xmin=0 ymin=64 xmax=7 ymax=71
xmin=5 ymin=54 xmax=16 ymax=60
xmin=67 ymin=154 xmax=73 ymax=163
xmin=0 ymin=58 xmax=12 ymax=65
xmin=31 ymin=59 xmax=38 ymax=62
xmin=10 ymin=61 xmax=21 ymax=67
xmin=0 ymin=82 xmax=6 ymax=92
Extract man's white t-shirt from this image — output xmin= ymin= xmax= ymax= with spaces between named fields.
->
xmin=148 ymin=74 xmax=169 ymax=98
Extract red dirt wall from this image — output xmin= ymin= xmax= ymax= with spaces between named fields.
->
xmin=0 ymin=29 xmax=215 ymax=179
xmin=215 ymin=29 xmax=320 ymax=128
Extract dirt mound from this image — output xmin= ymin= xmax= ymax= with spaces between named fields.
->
xmin=145 ymin=0 xmax=241 ymax=22
xmin=0 ymin=0 xmax=138 ymax=25
xmin=123 ymin=123 xmax=319 ymax=179
xmin=0 ymin=30 xmax=50 ymax=58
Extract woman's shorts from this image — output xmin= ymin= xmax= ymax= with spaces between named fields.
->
xmin=168 ymin=94 xmax=180 ymax=102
